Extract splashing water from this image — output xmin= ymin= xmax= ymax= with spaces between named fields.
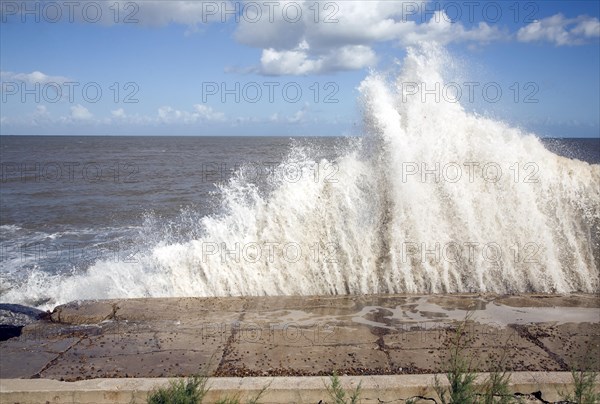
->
xmin=3 ymin=45 xmax=599 ymax=308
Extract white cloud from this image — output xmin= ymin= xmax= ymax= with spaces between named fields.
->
xmin=288 ymin=107 xmax=307 ymax=123
xmin=572 ymin=17 xmax=600 ymax=38
xmin=4 ymin=104 xmax=226 ymax=127
xmin=193 ymin=104 xmax=226 ymax=121
xmin=260 ymin=40 xmax=377 ymax=75
xmin=1 ymin=71 xmax=73 ymax=102
xmin=158 ymin=106 xmax=192 ymax=124
xmin=267 ymin=104 xmax=310 ymax=124
xmin=1 ymin=1 xmax=233 ymax=27
xmin=234 ymin=1 xmax=418 ymax=50
xmin=157 ymin=105 xmax=225 ymax=124
xmin=260 ymin=46 xmax=321 ymax=75
xmin=1 ymin=70 xmax=70 ymax=85
xmin=232 ymin=116 xmax=260 ymax=126
xmin=118 ymin=1 xmax=233 ymax=27
xmin=111 ymin=108 xmax=126 ymax=119
xmin=517 ymin=14 xmax=600 ymax=46
xmin=399 ymin=12 xmax=507 ymax=46
xmin=70 ymin=104 xmax=93 ymax=120
xmin=108 ymin=106 xmax=225 ymax=125
xmin=31 ymin=105 xmax=51 ymax=123
xmin=34 ymin=105 xmax=49 ymax=116
xmin=234 ymin=2 xmax=509 ymax=75
xmin=0 ymin=103 xmax=320 ymax=129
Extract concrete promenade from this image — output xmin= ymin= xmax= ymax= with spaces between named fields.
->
xmin=0 ymin=373 xmax=590 ymax=403
xmin=1 ymin=294 xmax=598 ymax=402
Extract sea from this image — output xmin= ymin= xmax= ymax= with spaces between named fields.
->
xmin=1 ymin=48 xmax=599 ymax=310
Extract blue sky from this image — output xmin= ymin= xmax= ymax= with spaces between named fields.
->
xmin=0 ymin=0 xmax=599 ymax=137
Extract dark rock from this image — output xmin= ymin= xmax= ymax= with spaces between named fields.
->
xmin=0 ymin=303 xmax=46 ymax=341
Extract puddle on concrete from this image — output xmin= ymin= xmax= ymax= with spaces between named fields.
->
xmin=259 ymin=297 xmax=598 ymax=330
xmin=352 ymin=297 xmax=599 ymax=329
xmin=213 ymin=295 xmax=599 ymax=331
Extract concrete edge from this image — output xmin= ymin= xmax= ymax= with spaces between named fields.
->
xmin=2 ymin=372 xmax=596 ymax=403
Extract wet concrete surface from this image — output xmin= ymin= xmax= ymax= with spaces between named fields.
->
xmin=0 ymin=294 xmax=598 ymax=381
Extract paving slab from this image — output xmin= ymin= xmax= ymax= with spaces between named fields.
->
xmin=0 ymin=294 xmax=598 ymax=382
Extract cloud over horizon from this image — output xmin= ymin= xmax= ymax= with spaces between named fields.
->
xmin=517 ymin=14 xmax=600 ymax=46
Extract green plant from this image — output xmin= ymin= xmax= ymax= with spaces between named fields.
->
xmin=147 ymin=375 xmax=209 ymax=404
xmin=215 ymin=383 xmax=270 ymax=404
xmin=326 ymin=371 xmax=362 ymax=404
xmin=479 ymin=341 xmax=514 ymax=404
xmin=433 ymin=312 xmax=517 ymax=404
xmin=561 ymin=368 xmax=599 ymax=404
xmin=480 ymin=367 xmax=512 ymax=404
xmin=434 ymin=313 xmax=478 ymax=404
xmin=146 ymin=375 xmax=269 ymax=404
xmin=246 ymin=383 xmax=270 ymax=404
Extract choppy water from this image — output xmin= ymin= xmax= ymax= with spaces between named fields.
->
xmin=1 ymin=45 xmax=599 ymax=309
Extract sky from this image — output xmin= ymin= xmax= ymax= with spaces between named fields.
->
xmin=0 ymin=0 xmax=599 ymax=137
